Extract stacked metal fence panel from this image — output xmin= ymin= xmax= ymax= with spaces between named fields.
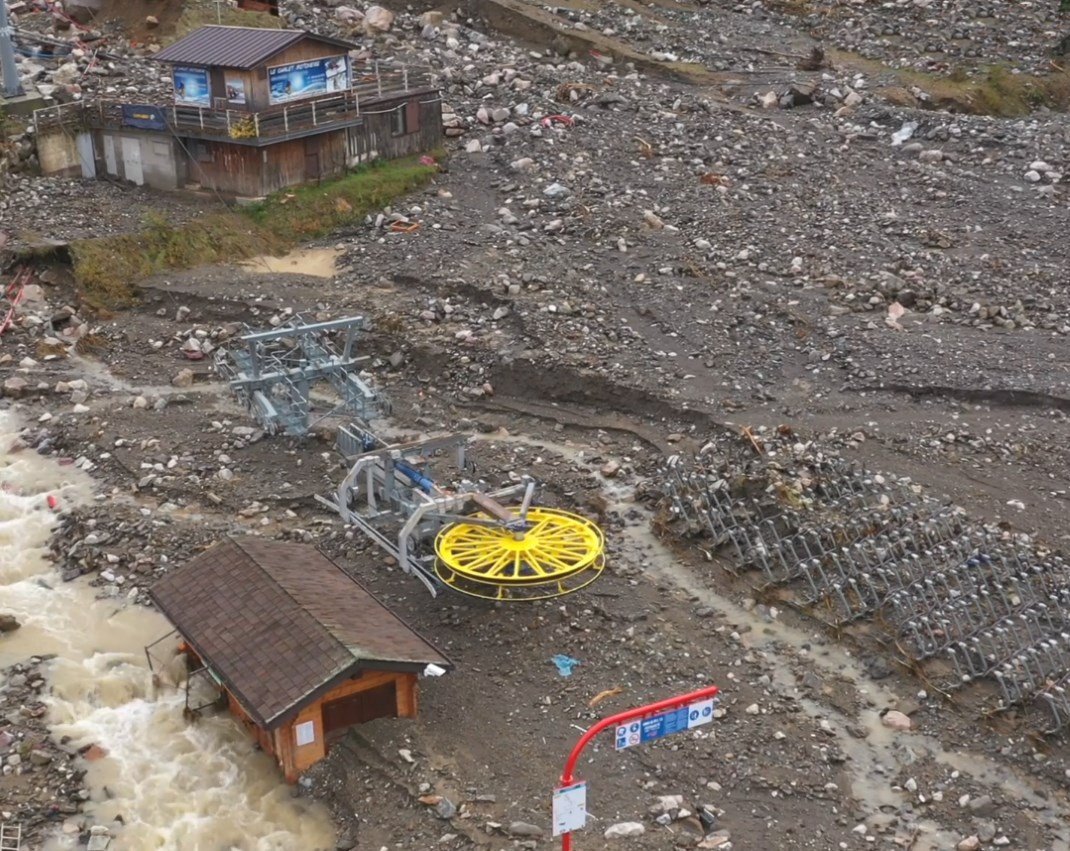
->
xmin=661 ymin=452 xmax=1070 ymax=734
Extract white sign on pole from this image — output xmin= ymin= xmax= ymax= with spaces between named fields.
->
xmin=552 ymin=782 xmax=588 ymax=837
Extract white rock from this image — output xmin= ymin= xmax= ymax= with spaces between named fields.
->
xmin=1024 ymin=170 xmax=1042 ymax=183
xmin=650 ymin=795 xmax=684 ymax=815
xmin=956 ymin=837 xmax=981 ymax=851
xmin=880 ymin=710 xmax=912 ymax=731
xmin=604 ymin=822 xmax=645 ymax=839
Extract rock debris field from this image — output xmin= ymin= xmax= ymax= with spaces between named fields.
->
xmin=3 ymin=0 xmax=1070 ymax=850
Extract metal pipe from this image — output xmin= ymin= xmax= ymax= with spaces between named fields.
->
xmin=559 ymin=685 xmax=721 ymax=851
xmin=0 ymin=0 xmax=25 ymax=99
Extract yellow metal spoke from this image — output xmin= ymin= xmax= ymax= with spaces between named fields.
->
xmin=435 ymin=507 xmax=606 ymax=600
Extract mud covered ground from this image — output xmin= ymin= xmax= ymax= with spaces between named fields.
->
xmin=0 ymin=239 xmax=1067 ymax=851
xmin=4 ymin=0 xmax=1070 ymax=848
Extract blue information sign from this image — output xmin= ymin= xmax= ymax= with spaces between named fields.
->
xmin=614 ymin=698 xmax=716 ymax=750
xmin=121 ymin=105 xmax=167 ymax=131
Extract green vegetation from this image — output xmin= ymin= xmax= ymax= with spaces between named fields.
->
xmin=834 ymin=50 xmax=1070 ymax=117
xmin=169 ymin=0 xmax=282 ymax=42
xmin=69 ymin=154 xmax=442 ymax=309
xmin=69 ymin=212 xmax=286 ymax=309
xmin=244 ymin=153 xmax=442 ymax=241
xmin=900 ymin=64 xmax=1070 ymax=117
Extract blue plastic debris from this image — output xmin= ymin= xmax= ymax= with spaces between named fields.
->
xmin=552 ymin=655 xmax=580 ymax=677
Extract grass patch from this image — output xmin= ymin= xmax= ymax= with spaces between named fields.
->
xmin=169 ymin=0 xmax=282 ymax=42
xmin=834 ymin=50 xmax=1070 ymax=116
xmin=69 ymin=154 xmax=441 ymax=309
xmin=244 ymin=153 xmax=442 ymax=241
xmin=70 ymin=211 xmax=286 ymax=309
xmin=897 ymin=64 xmax=1070 ymax=116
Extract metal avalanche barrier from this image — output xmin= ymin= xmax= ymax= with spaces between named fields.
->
xmin=660 ymin=449 xmax=1070 ymax=735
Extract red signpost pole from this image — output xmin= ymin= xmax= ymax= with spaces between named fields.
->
xmin=558 ymin=685 xmax=721 ymax=851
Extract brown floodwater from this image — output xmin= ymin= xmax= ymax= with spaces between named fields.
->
xmin=0 ymin=411 xmax=336 ymax=850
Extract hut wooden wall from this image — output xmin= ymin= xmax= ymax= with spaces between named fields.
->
xmin=180 ymin=130 xmax=347 ymax=197
xmin=183 ymin=139 xmax=262 ymax=197
xmin=259 ymin=131 xmax=347 ymax=193
xmin=274 ymin=670 xmax=418 ymax=782
xmin=347 ymin=92 xmax=442 ymax=164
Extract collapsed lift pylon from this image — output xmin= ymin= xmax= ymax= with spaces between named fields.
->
xmin=215 ymin=315 xmax=605 ymax=601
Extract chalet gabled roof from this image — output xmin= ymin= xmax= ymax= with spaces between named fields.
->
xmin=149 ymin=538 xmax=451 ymax=728
xmin=152 ymin=25 xmax=356 ymax=70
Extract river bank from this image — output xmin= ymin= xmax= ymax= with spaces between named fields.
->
xmin=0 ymin=410 xmax=337 ymax=850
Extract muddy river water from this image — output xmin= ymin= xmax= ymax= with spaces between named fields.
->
xmin=0 ymin=411 xmax=335 ymax=850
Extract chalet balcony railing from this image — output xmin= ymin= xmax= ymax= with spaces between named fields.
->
xmin=32 ymin=62 xmax=434 ymax=141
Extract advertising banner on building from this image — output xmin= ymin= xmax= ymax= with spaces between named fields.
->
xmin=173 ymin=66 xmax=210 ymax=107
xmin=225 ymin=78 xmax=247 ymax=105
xmin=268 ymin=55 xmax=349 ymax=105
xmin=121 ymin=105 xmax=167 ymax=131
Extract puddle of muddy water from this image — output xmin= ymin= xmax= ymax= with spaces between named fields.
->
xmin=0 ymin=411 xmax=336 ymax=850
xmin=240 ymin=247 xmax=342 ymax=279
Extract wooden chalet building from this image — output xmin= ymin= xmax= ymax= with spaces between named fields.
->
xmin=148 ymin=537 xmax=451 ymax=782
xmin=33 ymin=25 xmax=442 ymax=197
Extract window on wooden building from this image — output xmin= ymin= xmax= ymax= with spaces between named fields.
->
xmin=391 ymin=105 xmax=407 ymax=136
xmin=191 ymin=141 xmax=214 ymax=163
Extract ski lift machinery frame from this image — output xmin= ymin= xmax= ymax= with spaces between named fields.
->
xmin=215 ymin=314 xmax=607 ymax=602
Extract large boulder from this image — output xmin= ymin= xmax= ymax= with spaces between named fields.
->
xmin=363 ymin=5 xmax=396 ymax=32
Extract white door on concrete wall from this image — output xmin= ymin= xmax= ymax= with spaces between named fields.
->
xmin=104 ymin=136 xmax=117 ymax=177
xmin=120 ymin=136 xmax=144 ymax=186
xmin=76 ymin=133 xmax=96 ymax=179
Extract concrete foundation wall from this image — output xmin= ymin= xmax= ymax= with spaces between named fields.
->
xmin=98 ymin=131 xmax=180 ymax=190
xmin=36 ymin=129 xmax=82 ymax=178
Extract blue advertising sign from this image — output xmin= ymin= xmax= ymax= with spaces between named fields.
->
xmin=268 ymin=55 xmax=349 ymax=105
xmin=121 ymin=104 xmax=167 ymax=131
xmin=614 ymin=698 xmax=716 ymax=750
xmin=173 ymin=66 xmax=210 ymax=107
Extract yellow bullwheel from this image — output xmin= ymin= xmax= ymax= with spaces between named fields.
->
xmin=434 ymin=507 xmax=606 ymax=601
